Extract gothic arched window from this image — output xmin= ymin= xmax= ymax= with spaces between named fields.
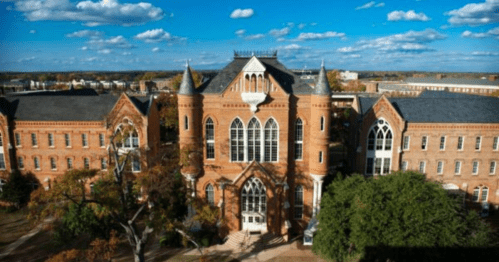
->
xmin=230 ymin=118 xmax=244 ymax=162
xmin=294 ymin=119 xmax=303 ymax=160
xmin=206 ymin=184 xmax=214 ymax=206
xmin=264 ymin=118 xmax=278 ymax=162
xmin=247 ymin=118 xmax=261 ymax=162
xmin=365 ymin=119 xmax=393 ymax=176
xmin=205 ymin=118 xmax=215 ymax=159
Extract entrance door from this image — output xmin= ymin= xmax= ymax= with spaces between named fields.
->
xmin=241 ymin=177 xmax=267 ymax=232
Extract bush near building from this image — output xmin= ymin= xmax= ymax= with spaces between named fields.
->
xmin=0 ymin=170 xmax=38 ymax=209
xmin=313 ymin=171 xmax=495 ymax=262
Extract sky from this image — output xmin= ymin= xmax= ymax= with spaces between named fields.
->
xmin=0 ymin=0 xmax=498 ymax=72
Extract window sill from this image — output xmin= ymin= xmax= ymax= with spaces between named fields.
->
xmin=32 ymin=146 xmax=38 ymax=148
xmin=66 ymin=146 xmax=72 ymax=149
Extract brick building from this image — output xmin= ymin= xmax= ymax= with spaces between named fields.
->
xmin=349 ymin=91 xmax=499 ymax=208
xmin=177 ymin=53 xmax=331 ymax=244
xmin=0 ymin=89 xmax=160 ymax=190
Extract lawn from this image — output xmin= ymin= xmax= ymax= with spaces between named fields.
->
xmin=0 ymin=207 xmax=35 ymax=251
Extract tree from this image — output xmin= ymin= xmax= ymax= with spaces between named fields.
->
xmin=0 ymin=170 xmax=38 ymax=209
xmin=326 ymin=70 xmax=343 ymax=92
xmin=28 ymin=123 xmax=189 ymax=262
xmin=170 ymin=70 xmax=203 ymax=91
xmin=313 ymin=171 xmax=494 ymax=261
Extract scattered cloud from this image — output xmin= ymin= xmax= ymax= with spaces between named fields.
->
xmin=66 ymin=30 xmax=104 ymax=38
xmin=471 ymin=51 xmax=499 ymax=56
xmin=230 ymin=8 xmax=254 ymax=19
xmin=88 ymin=35 xmax=134 ymax=49
xmin=269 ymin=27 xmax=291 ymax=38
xmin=122 ymin=52 xmax=132 ymax=56
xmin=81 ymin=57 xmax=99 ymax=62
xmin=356 ymin=1 xmax=376 ymax=10
xmin=29 ymin=30 xmax=36 ymax=34
xmin=81 ymin=46 xmax=89 ymax=51
xmin=287 ymin=22 xmax=295 ymax=28
xmin=298 ymin=23 xmax=306 ymax=29
xmin=235 ymin=29 xmax=246 ymax=36
xmin=445 ymin=0 xmax=499 ymax=26
xmin=294 ymin=31 xmax=346 ymax=41
xmin=375 ymin=2 xmax=385 ymax=7
xmin=462 ymin=26 xmax=499 ymax=39
xmin=337 ymin=46 xmax=360 ymax=53
xmin=13 ymin=0 xmax=165 ymax=26
xmin=278 ymin=44 xmax=310 ymax=50
xmin=310 ymin=22 xmax=317 ymax=26
xmin=152 ymin=47 xmax=162 ymax=53
xmin=388 ymin=10 xmax=430 ymax=21
xmin=98 ymin=49 xmax=112 ymax=54
xmin=245 ymin=34 xmax=265 ymax=40
xmin=134 ymin=28 xmax=185 ymax=43
xmin=6 ymin=5 xmax=13 ymax=11
xmin=277 ymin=37 xmax=286 ymax=42
xmin=18 ymin=56 xmax=36 ymax=63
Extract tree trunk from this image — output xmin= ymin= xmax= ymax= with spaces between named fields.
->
xmin=134 ymin=246 xmax=145 ymax=262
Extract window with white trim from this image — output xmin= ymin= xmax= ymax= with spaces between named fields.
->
xmin=374 ymin=158 xmax=382 ymax=174
xmin=84 ymin=157 xmax=89 ymax=169
xmin=247 ymin=118 xmax=261 ymax=162
xmin=457 ymin=136 xmax=464 ymax=150
xmin=421 ymin=136 xmax=428 ymax=150
xmin=115 ymin=125 xmax=139 ymax=149
xmin=455 ymin=161 xmax=461 ymax=174
xmin=50 ymin=157 xmax=56 ymax=170
xmin=205 ymin=118 xmax=215 ymax=159
xmin=101 ymin=158 xmax=107 ymax=170
xmin=437 ymin=161 xmax=443 ymax=174
xmin=419 ymin=161 xmax=426 ymax=174
xmin=490 ymin=161 xmax=496 ymax=174
xmin=294 ymin=119 xmax=303 ymax=160
xmin=472 ymin=161 xmax=479 ymax=175
xmin=34 ymin=157 xmax=40 ymax=170
xmin=481 ymin=187 xmax=488 ymax=202
xmin=132 ymin=156 xmax=141 ymax=172
xmin=264 ymin=118 xmax=278 ymax=162
xmin=31 ymin=133 xmax=38 ymax=147
xmin=472 ymin=187 xmax=480 ymax=202
xmin=18 ymin=157 xmax=24 ymax=169
xmin=230 ymin=118 xmax=244 ymax=162
xmin=205 ymin=184 xmax=214 ymax=206
xmin=67 ymin=158 xmax=73 ymax=169
xmin=48 ymin=133 xmax=54 ymax=147
xmin=366 ymin=119 xmax=392 ymax=175
xmin=82 ymin=134 xmax=88 ymax=147
xmin=439 ymin=136 xmax=445 ymax=150
xmin=403 ymin=136 xmax=410 ymax=150
xmin=15 ymin=133 xmax=21 ymax=147
xmin=99 ymin=134 xmax=105 ymax=147
xmin=0 ymin=153 xmax=5 ymax=170
xmin=475 ymin=136 xmax=481 ymax=150
xmin=493 ymin=137 xmax=498 ymax=150
xmin=294 ymin=185 xmax=303 ymax=219
xmin=401 ymin=161 xmax=408 ymax=171
xmin=65 ymin=134 xmax=71 ymax=147
xmin=472 ymin=186 xmax=489 ymax=203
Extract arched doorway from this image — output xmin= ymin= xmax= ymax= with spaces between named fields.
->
xmin=241 ymin=177 xmax=267 ymax=232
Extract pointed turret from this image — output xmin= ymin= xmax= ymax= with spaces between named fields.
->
xmin=314 ymin=61 xmax=331 ymax=96
xmin=178 ymin=63 xmax=195 ymax=95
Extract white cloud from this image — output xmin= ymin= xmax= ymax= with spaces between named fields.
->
xmin=6 ymin=5 xmax=13 ymax=11
xmin=310 ymin=22 xmax=317 ymax=26
xmin=245 ymin=34 xmax=265 ymax=40
xmin=14 ymin=0 xmax=164 ymax=26
xmin=278 ymin=44 xmax=309 ymax=50
xmin=277 ymin=37 xmax=286 ymax=42
xmin=337 ymin=46 xmax=360 ymax=53
xmin=29 ymin=30 xmax=36 ymax=34
xmin=98 ymin=49 xmax=112 ymax=54
xmin=230 ymin=8 xmax=254 ymax=19
xmin=235 ymin=29 xmax=246 ymax=36
xmin=66 ymin=30 xmax=104 ymax=38
xmin=375 ymin=2 xmax=385 ymax=7
xmin=445 ymin=0 xmax=499 ymax=26
xmin=18 ymin=56 xmax=36 ymax=63
xmin=134 ymin=28 xmax=184 ymax=43
xmin=294 ymin=31 xmax=346 ymax=41
xmin=81 ymin=57 xmax=99 ymax=62
xmin=388 ymin=10 xmax=430 ymax=21
xmin=298 ymin=23 xmax=306 ymax=29
xmin=152 ymin=47 xmax=162 ymax=52
xmin=269 ymin=27 xmax=291 ymax=37
xmin=356 ymin=1 xmax=375 ymax=10
xmin=471 ymin=51 xmax=499 ymax=56
xmin=122 ymin=52 xmax=132 ymax=56
xmin=88 ymin=35 xmax=134 ymax=49
xmin=462 ymin=26 xmax=499 ymax=38
xmin=81 ymin=46 xmax=89 ymax=51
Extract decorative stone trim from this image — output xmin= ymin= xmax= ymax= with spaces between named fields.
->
xmin=241 ymin=92 xmax=267 ymax=113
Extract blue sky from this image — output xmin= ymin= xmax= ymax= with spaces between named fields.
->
xmin=0 ymin=0 xmax=498 ymax=72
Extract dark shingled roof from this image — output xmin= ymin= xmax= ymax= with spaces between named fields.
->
xmin=358 ymin=91 xmax=499 ymax=123
xmin=314 ymin=66 xmax=331 ymax=96
xmin=198 ymin=57 xmax=313 ymax=95
xmin=0 ymin=90 xmax=153 ymax=121
xmin=178 ymin=66 xmax=196 ymax=95
xmin=405 ymin=77 xmax=499 ymax=87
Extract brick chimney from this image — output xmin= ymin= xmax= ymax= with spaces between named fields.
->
xmin=488 ymin=75 xmax=498 ymax=81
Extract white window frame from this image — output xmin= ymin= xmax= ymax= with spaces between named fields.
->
xmin=101 ymin=158 xmax=107 ymax=170
xmin=294 ymin=185 xmax=304 ymax=220
xmin=132 ymin=155 xmax=141 ymax=172
xmin=472 ymin=161 xmax=479 ymax=175
xmin=264 ymin=118 xmax=279 ymax=163
xmin=401 ymin=161 xmax=408 ymax=171
xmin=455 ymin=161 xmax=461 ymax=175
xmin=493 ymin=136 xmax=498 ymax=151
xmin=230 ymin=118 xmax=244 ymax=162
xmin=481 ymin=187 xmax=488 ymax=202
xmin=457 ymin=136 xmax=464 ymax=151
xmin=99 ymin=133 xmax=105 ymax=147
xmin=437 ymin=161 xmax=443 ymax=174
xmin=50 ymin=157 xmax=57 ymax=170
xmin=419 ymin=161 xmax=426 ymax=174
xmin=84 ymin=157 xmax=90 ymax=169
xmin=294 ymin=118 xmax=303 ymax=161
xmin=18 ymin=157 xmax=24 ymax=169
xmin=82 ymin=134 xmax=88 ymax=148
xmin=67 ymin=158 xmax=73 ymax=170
xmin=490 ymin=161 xmax=496 ymax=175
xmin=205 ymin=118 xmax=215 ymax=160
xmin=31 ymin=133 xmax=38 ymax=147
xmin=366 ymin=119 xmax=392 ymax=176
xmin=15 ymin=133 xmax=21 ymax=147
xmin=48 ymin=133 xmax=54 ymax=147
xmin=475 ymin=136 xmax=481 ymax=151
xmin=421 ymin=136 xmax=428 ymax=151
xmin=34 ymin=157 xmax=40 ymax=170
xmin=247 ymin=118 xmax=261 ymax=162
xmin=205 ymin=184 xmax=215 ymax=206
xmin=439 ymin=136 xmax=446 ymax=151
xmin=403 ymin=136 xmax=410 ymax=150
xmin=0 ymin=153 xmax=5 ymax=170
xmin=472 ymin=187 xmax=480 ymax=202
xmin=65 ymin=133 xmax=71 ymax=147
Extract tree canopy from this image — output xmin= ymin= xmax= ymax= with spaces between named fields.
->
xmin=327 ymin=70 xmax=343 ymax=92
xmin=170 ymin=70 xmax=203 ymax=91
xmin=313 ymin=171 xmax=495 ymax=261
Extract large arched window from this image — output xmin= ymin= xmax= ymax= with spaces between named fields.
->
xmin=205 ymin=118 xmax=215 ymax=159
xmin=264 ymin=118 xmax=278 ymax=162
xmin=247 ymin=118 xmax=261 ymax=162
xmin=115 ymin=123 xmax=139 ymax=149
xmin=294 ymin=119 xmax=303 ymax=160
xmin=473 ymin=186 xmax=489 ymax=203
xmin=366 ymin=119 xmax=393 ymax=176
xmin=230 ymin=118 xmax=244 ymax=162
xmin=205 ymin=184 xmax=214 ymax=206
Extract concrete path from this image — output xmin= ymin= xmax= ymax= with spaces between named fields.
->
xmin=0 ymin=217 xmax=54 ymax=260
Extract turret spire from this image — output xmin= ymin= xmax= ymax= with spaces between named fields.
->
xmin=314 ymin=61 xmax=331 ymax=96
xmin=178 ymin=63 xmax=195 ymax=95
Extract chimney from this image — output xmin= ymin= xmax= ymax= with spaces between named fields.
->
xmin=488 ymin=75 xmax=498 ymax=81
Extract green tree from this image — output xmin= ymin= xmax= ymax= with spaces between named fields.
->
xmin=0 ymin=170 xmax=38 ymax=209
xmin=170 ymin=70 xmax=203 ymax=91
xmin=313 ymin=171 xmax=494 ymax=261
xmin=327 ymin=70 xmax=343 ymax=92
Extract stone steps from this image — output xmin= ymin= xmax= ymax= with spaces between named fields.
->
xmin=221 ymin=231 xmax=285 ymax=252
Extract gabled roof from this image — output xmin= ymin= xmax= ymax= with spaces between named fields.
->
xmin=1 ymin=90 xmax=153 ymax=121
xmin=358 ymin=90 xmax=499 ymax=123
xmin=197 ymin=57 xmax=313 ymax=95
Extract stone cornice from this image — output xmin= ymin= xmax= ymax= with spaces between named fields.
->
xmin=14 ymin=121 xmax=105 ymax=127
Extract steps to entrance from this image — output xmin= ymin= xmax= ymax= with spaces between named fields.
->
xmin=220 ymin=230 xmax=285 ymax=253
